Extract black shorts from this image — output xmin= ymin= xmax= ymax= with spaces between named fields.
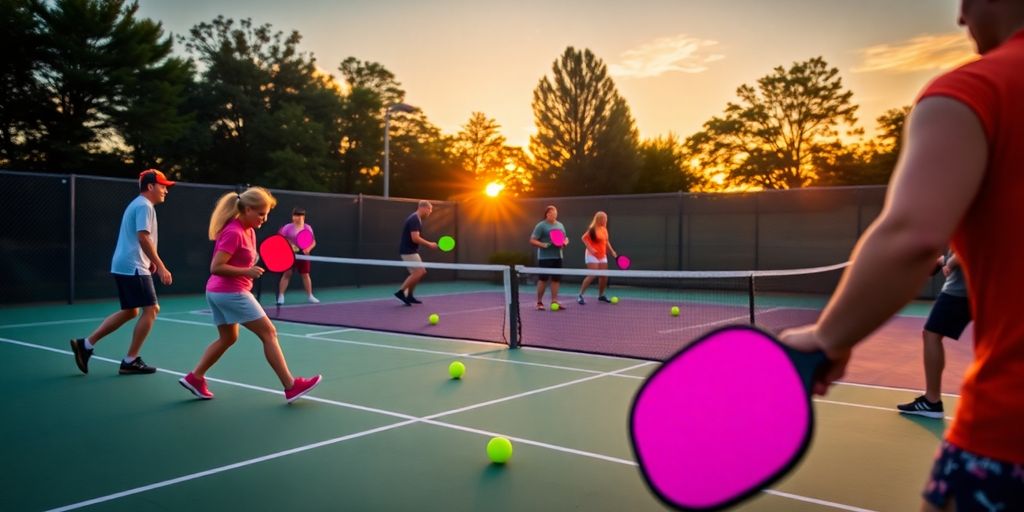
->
xmin=114 ymin=273 xmax=158 ymax=310
xmin=924 ymin=293 xmax=971 ymax=340
xmin=923 ymin=440 xmax=1024 ymax=510
xmin=537 ymin=258 xmax=562 ymax=282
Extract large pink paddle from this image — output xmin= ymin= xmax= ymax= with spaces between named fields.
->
xmin=630 ymin=325 xmax=826 ymax=510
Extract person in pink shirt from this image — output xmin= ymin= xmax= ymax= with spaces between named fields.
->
xmin=178 ymin=187 xmax=322 ymax=403
xmin=276 ymin=207 xmax=319 ymax=305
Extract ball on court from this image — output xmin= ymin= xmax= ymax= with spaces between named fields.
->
xmin=671 ymin=306 xmax=680 ymax=317
xmin=449 ymin=361 xmax=465 ymax=379
xmin=487 ymin=436 xmax=513 ymax=463
xmin=550 ymin=303 xmax=560 ymax=311
xmin=429 ymin=313 xmax=440 ymax=325
xmin=610 ymin=296 xmax=619 ymax=304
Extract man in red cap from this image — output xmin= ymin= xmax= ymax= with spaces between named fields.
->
xmin=70 ymin=169 xmax=176 ymax=375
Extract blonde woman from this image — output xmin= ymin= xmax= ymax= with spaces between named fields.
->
xmin=179 ymin=187 xmax=322 ymax=402
xmin=577 ymin=211 xmax=617 ymax=305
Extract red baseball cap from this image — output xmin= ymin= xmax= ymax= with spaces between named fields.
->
xmin=138 ymin=169 xmax=175 ymax=187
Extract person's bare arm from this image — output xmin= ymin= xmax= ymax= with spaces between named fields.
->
xmin=781 ymin=97 xmax=988 ymax=391
xmin=411 ymin=231 xmax=437 ymax=250
xmin=210 ymin=251 xmax=263 ymax=279
xmin=138 ymin=231 xmax=171 ymax=285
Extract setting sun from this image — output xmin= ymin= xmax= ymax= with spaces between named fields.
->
xmin=485 ymin=182 xmax=505 ymax=197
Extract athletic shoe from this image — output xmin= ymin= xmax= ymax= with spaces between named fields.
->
xmin=179 ymin=372 xmax=214 ymax=399
xmin=407 ymin=295 xmax=422 ymax=304
xmin=598 ymin=295 xmax=612 ymax=303
xmin=285 ymin=375 xmax=322 ymax=403
xmin=70 ymin=338 xmax=93 ymax=374
xmin=276 ymin=294 xmax=285 ymax=305
xmin=577 ymin=295 xmax=586 ymax=305
xmin=307 ymin=295 xmax=320 ymax=304
xmin=119 ymin=357 xmax=156 ymax=375
xmin=536 ymin=302 xmax=545 ymax=311
xmin=897 ymin=395 xmax=944 ymax=419
xmin=394 ymin=290 xmax=411 ymax=306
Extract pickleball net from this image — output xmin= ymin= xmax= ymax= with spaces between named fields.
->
xmin=258 ymin=253 xmax=846 ymax=359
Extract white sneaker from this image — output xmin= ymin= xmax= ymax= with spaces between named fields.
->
xmin=276 ymin=294 xmax=285 ymax=305
xmin=307 ymin=295 xmax=320 ymax=304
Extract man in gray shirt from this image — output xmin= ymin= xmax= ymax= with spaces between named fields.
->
xmin=897 ymin=250 xmax=971 ymax=418
xmin=70 ymin=170 xmax=175 ymax=375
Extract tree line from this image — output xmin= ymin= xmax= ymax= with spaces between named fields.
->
xmin=1 ymin=0 xmax=907 ymax=197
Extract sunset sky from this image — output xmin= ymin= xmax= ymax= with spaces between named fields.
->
xmin=137 ymin=0 xmax=974 ymax=148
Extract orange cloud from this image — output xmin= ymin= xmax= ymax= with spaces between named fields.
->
xmin=855 ymin=32 xmax=976 ymax=73
xmin=610 ymin=35 xmax=723 ymax=78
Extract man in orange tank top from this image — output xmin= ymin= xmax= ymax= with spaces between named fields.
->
xmin=781 ymin=1 xmax=1024 ymax=509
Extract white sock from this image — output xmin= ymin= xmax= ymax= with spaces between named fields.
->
xmin=123 ymin=356 xmax=137 ymax=364
xmin=83 ymin=338 xmax=94 ymax=350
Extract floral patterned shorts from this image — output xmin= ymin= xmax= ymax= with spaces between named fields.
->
xmin=923 ymin=440 xmax=1024 ymax=511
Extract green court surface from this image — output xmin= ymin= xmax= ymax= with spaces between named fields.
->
xmin=0 ymin=294 xmax=958 ymax=512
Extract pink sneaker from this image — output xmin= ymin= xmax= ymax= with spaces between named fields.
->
xmin=179 ymin=372 xmax=214 ymax=399
xmin=285 ymin=375 xmax=322 ymax=403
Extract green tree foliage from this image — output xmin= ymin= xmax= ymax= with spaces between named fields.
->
xmin=182 ymin=16 xmax=343 ymax=189
xmin=6 ymin=0 xmax=192 ymax=173
xmin=448 ymin=112 xmax=532 ymax=196
xmin=530 ymin=47 xmax=639 ymax=196
xmin=816 ymin=105 xmax=910 ymax=186
xmin=634 ymin=134 xmax=705 ymax=193
xmin=0 ymin=0 xmax=48 ymax=167
xmin=335 ymin=57 xmax=403 ymax=193
xmin=685 ymin=57 xmax=858 ymax=189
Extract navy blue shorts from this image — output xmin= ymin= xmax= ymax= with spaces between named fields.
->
xmin=924 ymin=293 xmax=971 ymax=340
xmin=537 ymin=258 xmax=562 ymax=282
xmin=923 ymin=441 xmax=1024 ymax=510
xmin=114 ymin=273 xmax=158 ymax=310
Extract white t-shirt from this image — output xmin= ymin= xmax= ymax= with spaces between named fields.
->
xmin=110 ymin=195 xmax=157 ymax=275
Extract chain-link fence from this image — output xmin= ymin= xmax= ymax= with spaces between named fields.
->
xmin=2 ymin=170 xmax=936 ymax=305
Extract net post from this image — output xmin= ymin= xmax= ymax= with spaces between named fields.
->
xmin=748 ymin=274 xmax=756 ymax=325
xmin=506 ymin=265 xmax=520 ymax=349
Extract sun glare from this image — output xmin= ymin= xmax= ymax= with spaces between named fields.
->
xmin=485 ymin=182 xmax=505 ymax=197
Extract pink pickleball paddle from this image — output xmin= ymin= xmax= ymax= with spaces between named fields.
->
xmin=296 ymin=229 xmax=314 ymax=251
xmin=259 ymin=234 xmax=295 ymax=273
xmin=630 ymin=325 xmax=826 ymax=511
xmin=550 ymin=228 xmax=566 ymax=247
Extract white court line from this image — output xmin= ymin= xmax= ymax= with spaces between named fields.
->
xmin=306 ymin=328 xmax=355 ymax=337
xmin=45 ymin=420 xmax=418 ymax=512
xmin=815 ymin=398 xmax=954 ymax=421
xmin=1 ymin=336 xmax=876 ymax=512
xmin=833 ymin=380 xmax=960 ymax=399
xmin=656 ymin=307 xmax=785 ymax=334
xmin=156 ymin=316 xmax=649 ymax=379
xmin=0 ymin=317 xmax=107 ymax=329
xmin=763 ymin=490 xmax=877 ymax=512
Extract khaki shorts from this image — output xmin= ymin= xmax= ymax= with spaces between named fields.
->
xmin=400 ymin=253 xmax=424 ymax=274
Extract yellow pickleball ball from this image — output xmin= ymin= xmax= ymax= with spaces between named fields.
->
xmin=610 ymin=296 xmax=619 ymax=304
xmin=671 ymin=306 xmax=680 ymax=316
xmin=429 ymin=313 xmax=440 ymax=325
xmin=449 ymin=361 xmax=465 ymax=379
xmin=487 ymin=436 xmax=513 ymax=463
xmin=550 ymin=303 xmax=560 ymax=311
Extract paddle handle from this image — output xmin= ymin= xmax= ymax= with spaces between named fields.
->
xmin=783 ymin=347 xmax=828 ymax=392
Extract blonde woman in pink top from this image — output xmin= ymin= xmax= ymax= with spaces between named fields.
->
xmin=178 ymin=187 xmax=322 ymax=403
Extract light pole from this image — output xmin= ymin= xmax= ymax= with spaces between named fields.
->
xmin=383 ymin=102 xmax=416 ymax=198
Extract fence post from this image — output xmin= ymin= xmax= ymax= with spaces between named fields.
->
xmin=68 ymin=174 xmax=76 ymax=305
xmin=676 ymin=190 xmax=684 ymax=270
